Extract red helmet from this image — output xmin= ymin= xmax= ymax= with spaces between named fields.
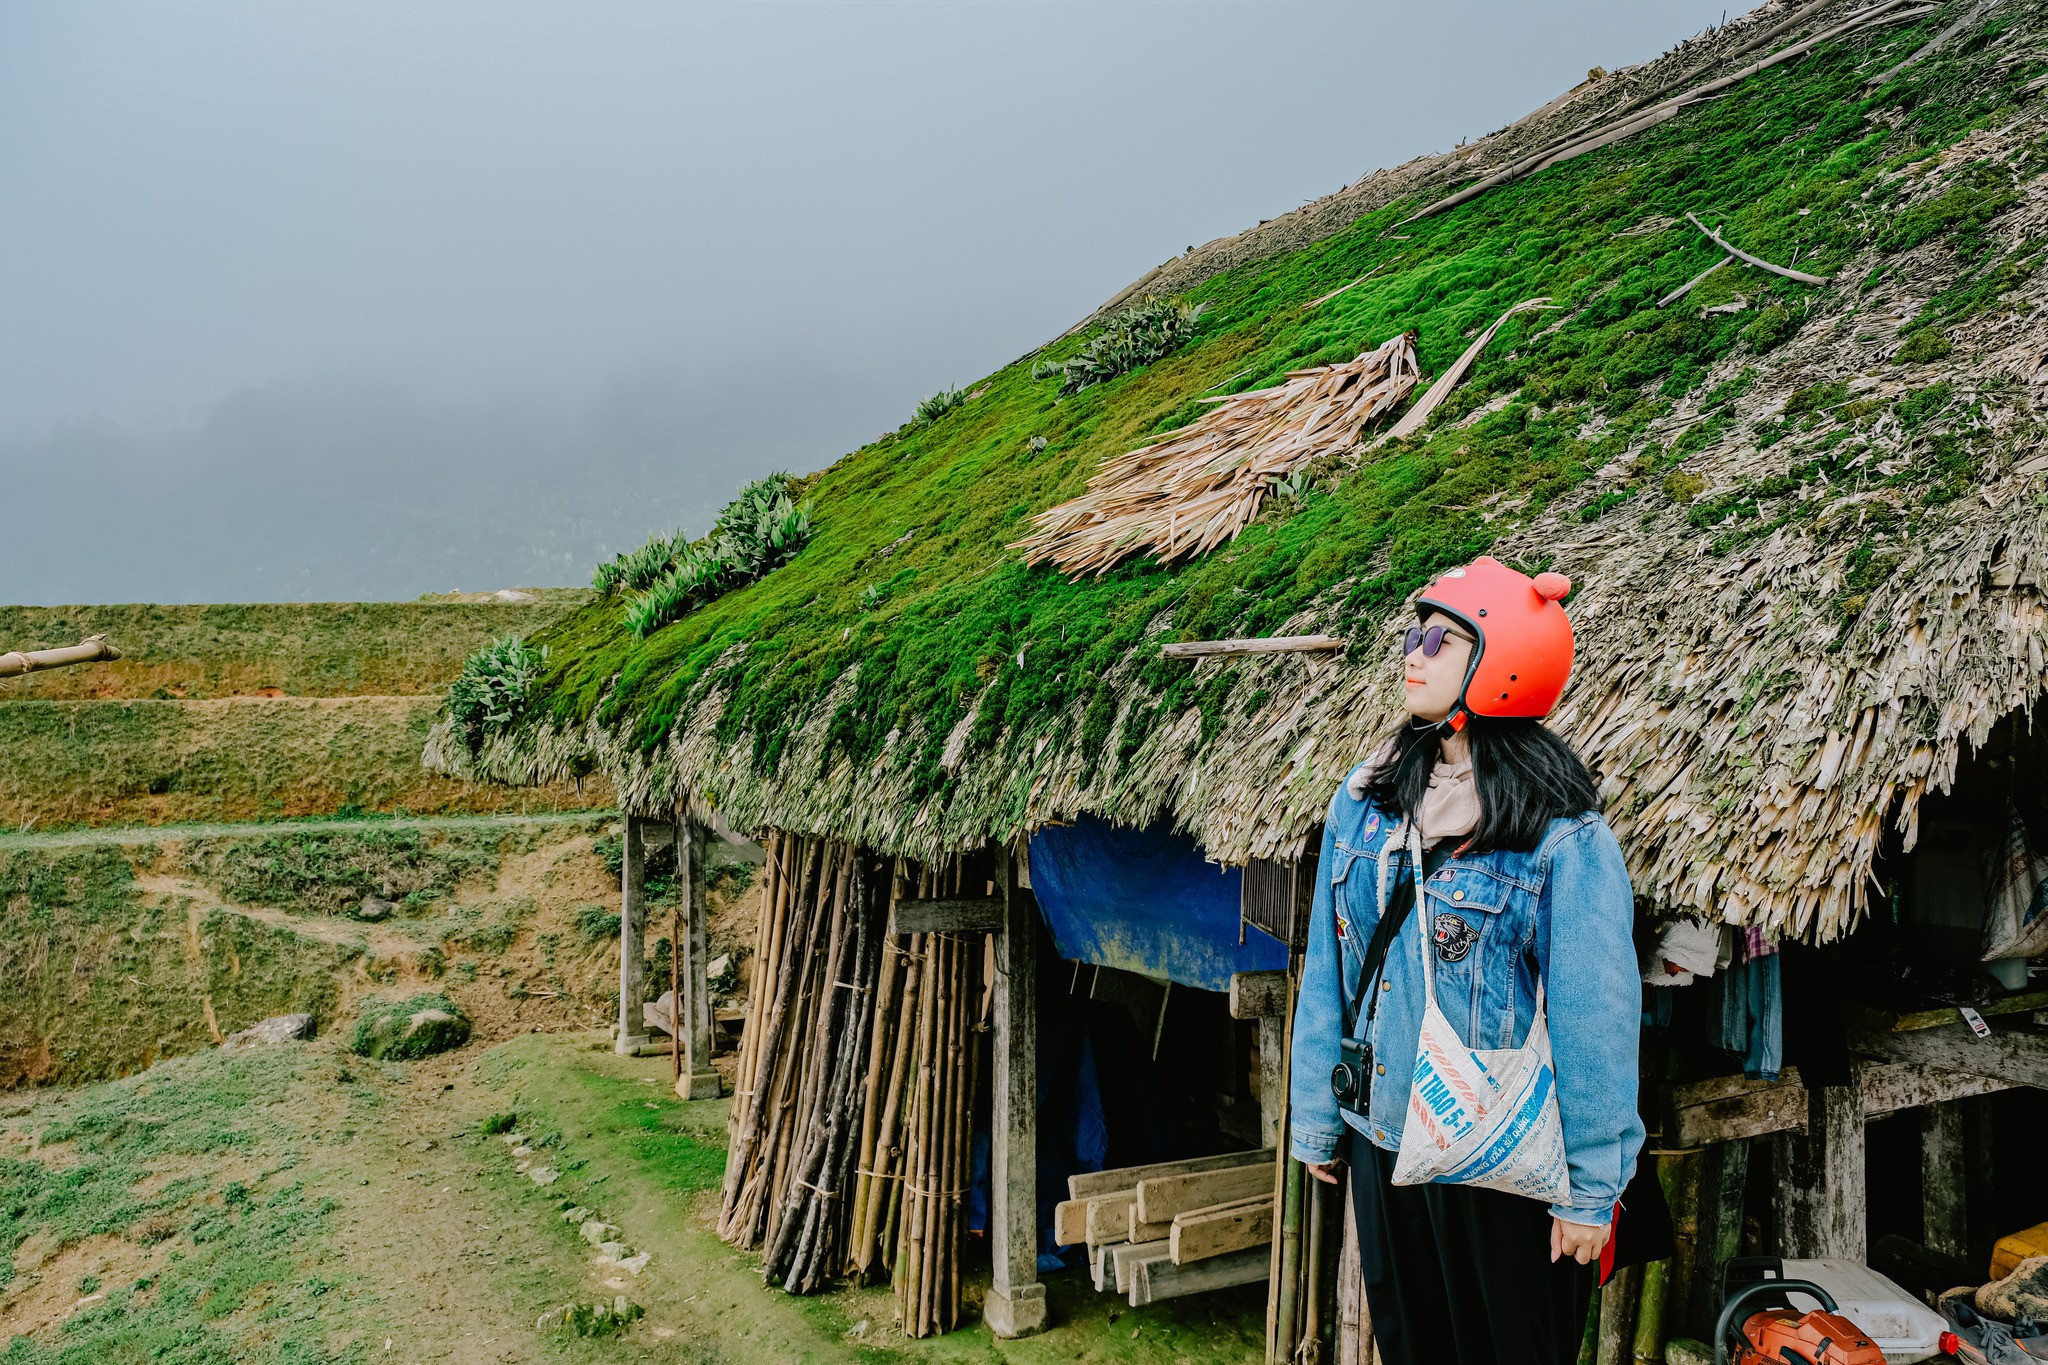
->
xmin=1415 ymin=555 xmax=1575 ymax=730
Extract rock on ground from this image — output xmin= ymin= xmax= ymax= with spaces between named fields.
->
xmin=349 ymin=993 xmax=472 ymax=1060
xmin=356 ymin=896 xmax=397 ymax=922
xmin=220 ymin=1013 xmax=316 ymax=1048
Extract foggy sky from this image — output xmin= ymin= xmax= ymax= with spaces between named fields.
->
xmin=2 ymin=0 xmax=1755 ymax=605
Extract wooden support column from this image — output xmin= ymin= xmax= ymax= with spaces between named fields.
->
xmin=616 ymin=815 xmax=649 ymax=1055
xmin=985 ymin=843 xmax=1047 ymax=1339
xmin=1674 ymin=1140 xmax=1749 ymax=1339
xmin=675 ymin=816 xmax=721 ymax=1100
xmin=1231 ymin=971 xmax=1289 ymax=1149
xmin=1922 ymin=1101 xmax=1966 ymax=1260
xmin=1771 ymin=1085 xmax=1864 ymax=1261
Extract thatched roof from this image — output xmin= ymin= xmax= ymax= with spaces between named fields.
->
xmin=430 ymin=0 xmax=2048 ymax=943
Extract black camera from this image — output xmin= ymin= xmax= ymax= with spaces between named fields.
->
xmin=1331 ymin=1037 xmax=1372 ymax=1117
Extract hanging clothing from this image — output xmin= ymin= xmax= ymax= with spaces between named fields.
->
xmin=1348 ymin=1131 xmax=1595 ymax=1365
xmin=1715 ymin=953 xmax=1783 ymax=1081
xmin=1641 ymin=917 xmax=1730 ymax=987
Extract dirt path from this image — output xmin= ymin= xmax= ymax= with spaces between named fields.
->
xmin=3 ymin=1029 xmax=1264 ymax=1364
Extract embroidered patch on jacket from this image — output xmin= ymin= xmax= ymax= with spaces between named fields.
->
xmin=1363 ymin=813 xmax=1380 ymax=839
xmin=1433 ymin=915 xmax=1478 ymax=962
xmin=1335 ymin=913 xmax=1349 ymax=940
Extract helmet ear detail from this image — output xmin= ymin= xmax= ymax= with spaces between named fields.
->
xmin=1417 ymin=556 xmax=1576 ymax=721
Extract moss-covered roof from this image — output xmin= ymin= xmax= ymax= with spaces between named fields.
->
xmin=431 ymin=0 xmax=2048 ymax=942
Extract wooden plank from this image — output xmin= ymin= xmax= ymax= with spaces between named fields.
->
xmin=1114 ymin=1239 xmax=1170 ymax=1294
xmin=1159 ymin=635 xmax=1342 ymax=660
xmin=1052 ymin=1199 xmax=1089 ymax=1247
xmin=1092 ymin=1241 xmax=1124 ymax=1293
xmin=1662 ymin=1059 xmax=2016 ymax=1146
xmin=1171 ymin=1198 xmax=1274 ymax=1264
xmin=1858 ymin=1060 xmax=2008 ymax=1118
xmin=1229 ymin=971 xmax=1289 ymax=1020
xmin=1772 ymin=1085 xmax=1865 ymax=1261
xmin=1854 ymin=1020 xmax=2048 ymax=1089
xmin=890 ymin=895 xmax=1004 ymax=936
xmin=1131 ymin=1245 xmax=1270 ymax=1305
xmin=1129 ymin=1206 xmax=1172 ymax=1244
xmin=1860 ymin=989 xmax=2048 ymax=1033
xmin=1137 ymin=1162 xmax=1277 ymax=1224
xmin=1067 ymin=1147 xmax=1273 ymax=1201
xmin=1085 ymin=1191 xmax=1136 ymax=1246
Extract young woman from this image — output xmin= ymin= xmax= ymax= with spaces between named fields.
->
xmin=1288 ymin=555 xmax=1643 ymax=1365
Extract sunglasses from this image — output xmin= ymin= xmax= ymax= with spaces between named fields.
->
xmin=1403 ymin=624 xmax=1476 ymax=658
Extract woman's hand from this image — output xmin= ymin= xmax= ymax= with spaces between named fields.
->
xmin=1305 ymin=1161 xmax=1342 ymax=1186
xmin=1550 ymin=1217 xmax=1611 ymax=1265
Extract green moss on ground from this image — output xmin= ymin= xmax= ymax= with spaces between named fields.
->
xmin=502 ymin=9 xmax=2038 ymax=820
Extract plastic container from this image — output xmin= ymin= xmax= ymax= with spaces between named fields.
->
xmin=1778 ymin=1260 xmax=1948 ymax=1364
xmin=1991 ymin=1220 xmax=2048 ymax=1280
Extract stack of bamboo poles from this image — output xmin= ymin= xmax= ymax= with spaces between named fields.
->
xmin=1011 ymin=332 xmax=1421 ymax=578
xmin=719 ymin=834 xmax=884 ymax=1290
xmin=719 ymin=833 xmax=986 ymax=1336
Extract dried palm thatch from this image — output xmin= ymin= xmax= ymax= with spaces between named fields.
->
xmin=1012 ymin=333 xmax=1421 ymax=578
xmin=431 ymin=9 xmax=2048 ymax=948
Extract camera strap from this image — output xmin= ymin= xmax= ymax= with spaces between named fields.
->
xmin=1341 ymin=837 xmax=1458 ymax=1034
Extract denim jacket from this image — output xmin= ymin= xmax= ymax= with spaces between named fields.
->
xmin=1287 ymin=765 xmax=1644 ymax=1226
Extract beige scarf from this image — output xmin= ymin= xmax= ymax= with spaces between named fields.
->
xmin=1346 ymin=738 xmax=1480 ymax=846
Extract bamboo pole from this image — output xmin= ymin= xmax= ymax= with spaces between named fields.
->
xmin=847 ymin=935 xmax=903 ymax=1265
xmin=0 ymin=635 xmax=120 ymax=678
xmin=1633 ymin=1258 xmax=1670 ymax=1365
xmin=858 ymin=936 xmax=921 ymax=1275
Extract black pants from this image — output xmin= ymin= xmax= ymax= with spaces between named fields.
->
xmin=1347 ymin=1129 xmax=1595 ymax=1365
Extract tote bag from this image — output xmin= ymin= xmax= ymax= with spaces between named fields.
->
xmin=1381 ymin=821 xmax=1573 ymax=1204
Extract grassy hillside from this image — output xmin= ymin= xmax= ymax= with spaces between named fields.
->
xmin=493 ymin=4 xmax=2042 ymax=828
xmin=0 ymin=594 xmax=587 ymax=701
xmin=0 ymin=816 xmax=616 ymax=1087
xmin=0 ymin=697 xmax=608 ymax=830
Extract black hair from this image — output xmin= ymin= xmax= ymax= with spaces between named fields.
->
xmin=1365 ymin=715 xmax=1602 ymax=854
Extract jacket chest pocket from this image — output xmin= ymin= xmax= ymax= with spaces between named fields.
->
xmin=1418 ymin=865 xmax=1525 ymax=1046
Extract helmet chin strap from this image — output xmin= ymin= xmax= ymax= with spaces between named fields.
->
xmin=1408 ymin=703 xmax=1470 ymax=739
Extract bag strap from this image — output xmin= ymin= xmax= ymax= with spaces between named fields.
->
xmin=1341 ymin=826 xmax=1457 ymax=1032
xmin=1404 ymin=820 xmax=1548 ymax=1018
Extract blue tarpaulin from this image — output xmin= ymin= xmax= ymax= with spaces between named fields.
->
xmin=1027 ymin=814 xmax=1287 ymax=991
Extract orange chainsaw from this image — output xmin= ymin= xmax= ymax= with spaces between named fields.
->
xmin=1713 ymin=1277 xmax=1885 ymax=1365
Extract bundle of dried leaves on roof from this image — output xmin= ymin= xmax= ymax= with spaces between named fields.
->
xmin=1013 ymin=332 xmax=1421 ymax=577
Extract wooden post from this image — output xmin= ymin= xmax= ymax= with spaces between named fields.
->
xmin=1674 ymin=1141 xmax=1748 ymax=1339
xmin=616 ymin=816 xmax=649 ymax=1055
xmin=1962 ymin=1095 xmax=1998 ymax=1271
xmin=676 ymin=815 xmax=722 ymax=1100
xmin=1596 ymin=1262 xmax=1642 ymax=1365
xmin=1230 ymin=971 xmax=1289 ymax=1148
xmin=1771 ymin=1085 xmax=1864 ymax=1260
xmin=984 ymin=843 xmax=1046 ymax=1339
xmin=1921 ymin=1101 xmax=1966 ymax=1259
